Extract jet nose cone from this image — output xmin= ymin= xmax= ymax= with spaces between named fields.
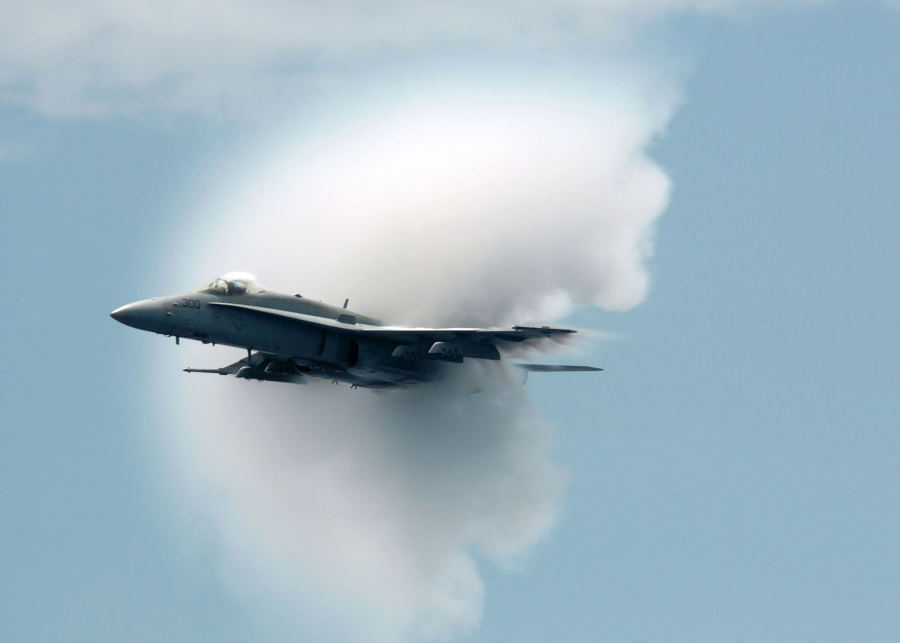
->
xmin=110 ymin=300 xmax=159 ymax=330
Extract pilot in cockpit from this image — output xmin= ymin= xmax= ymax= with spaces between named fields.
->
xmin=195 ymin=273 xmax=264 ymax=296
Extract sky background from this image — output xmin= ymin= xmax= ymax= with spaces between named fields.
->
xmin=2 ymin=1 xmax=899 ymax=642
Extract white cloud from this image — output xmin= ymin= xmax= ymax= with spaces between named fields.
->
xmin=162 ymin=361 xmax=564 ymax=641
xmin=155 ymin=87 xmax=670 ymax=640
xmin=0 ymin=0 xmax=817 ymax=116
xmin=177 ymin=90 xmax=673 ymax=323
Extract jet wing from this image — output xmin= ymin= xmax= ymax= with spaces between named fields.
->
xmin=208 ymin=301 xmax=577 ymax=345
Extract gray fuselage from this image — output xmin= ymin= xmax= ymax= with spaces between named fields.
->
xmin=111 ymin=289 xmax=441 ymax=387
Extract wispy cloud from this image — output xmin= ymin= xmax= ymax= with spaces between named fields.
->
xmin=1 ymin=0 xmax=817 ymax=116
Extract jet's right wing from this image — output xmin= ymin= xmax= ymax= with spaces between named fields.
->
xmin=208 ymin=301 xmax=577 ymax=351
xmin=206 ymin=301 xmax=601 ymax=370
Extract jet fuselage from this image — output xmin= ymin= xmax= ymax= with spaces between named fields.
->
xmin=111 ymin=274 xmax=598 ymax=388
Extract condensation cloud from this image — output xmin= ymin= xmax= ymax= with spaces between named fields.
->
xmin=178 ymin=91 xmax=673 ymax=325
xmin=155 ymin=87 xmax=673 ymax=641
xmin=162 ymin=361 xmax=563 ymax=641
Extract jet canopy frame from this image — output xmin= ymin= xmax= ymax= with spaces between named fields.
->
xmin=195 ymin=273 xmax=265 ymax=296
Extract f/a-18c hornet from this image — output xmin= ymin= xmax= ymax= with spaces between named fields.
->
xmin=111 ymin=272 xmax=601 ymax=389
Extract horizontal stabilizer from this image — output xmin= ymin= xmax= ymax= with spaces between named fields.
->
xmin=516 ymin=364 xmax=603 ymax=372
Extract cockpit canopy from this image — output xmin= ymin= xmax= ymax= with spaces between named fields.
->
xmin=195 ymin=272 xmax=265 ymax=296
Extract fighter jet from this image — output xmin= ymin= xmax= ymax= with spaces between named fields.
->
xmin=110 ymin=272 xmax=601 ymax=389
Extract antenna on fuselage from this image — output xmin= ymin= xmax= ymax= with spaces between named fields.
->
xmin=343 ymin=298 xmax=349 ymax=309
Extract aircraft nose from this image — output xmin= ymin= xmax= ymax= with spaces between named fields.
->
xmin=110 ymin=299 xmax=159 ymax=330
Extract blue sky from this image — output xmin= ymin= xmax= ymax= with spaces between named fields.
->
xmin=2 ymin=2 xmax=899 ymax=641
